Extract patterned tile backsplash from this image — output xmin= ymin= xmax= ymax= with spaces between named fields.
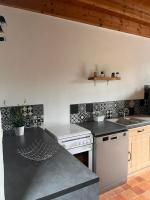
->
xmin=70 ymin=99 xmax=147 ymax=124
xmin=1 ymin=104 xmax=44 ymax=131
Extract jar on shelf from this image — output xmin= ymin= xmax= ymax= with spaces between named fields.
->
xmin=116 ymin=72 xmax=120 ymax=78
xmin=94 ymin=64 xmax=99 ymax=77
xmin=111 ymin=72 xmax=115 ymax=78
xmin=100 ymin=71 xmax=105 ymax=77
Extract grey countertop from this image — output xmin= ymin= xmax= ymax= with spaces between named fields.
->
xmin=78 ymin=121 xmax=127 ymax=137
xmin=109 ymin=115 xmax=150 ymax=129
xmin=3 ymin=127 xmax=99 ymax=200
xmin=128 ymin=115 xmax=150 ymax=128
xmin=78 ymin=115 xmax=150 ymax=137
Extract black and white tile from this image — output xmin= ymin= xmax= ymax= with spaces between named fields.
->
xmin=70 ymin=114 xmax=80 ymax=123
xmin=93 ymin=103 xmax=100 ymax=112
xmin=1 ymin=104 xmax=44 ymax=131
xmin=106 ymin=110 xmax=113 ymax=119
xmin=70 ymin=104 xmax=78 ymax=114
xmin=99 ymin=102 xmax=107 ymax=111
xmin=86 ymin=103 xmax=93 ymax=113
xmin=32 ymin=104 xmax=44 ymax=116
xmin=78 ymin=104 xmax=86 ymax=113
xmin=70 ymin=99 xmax=146 ymax=124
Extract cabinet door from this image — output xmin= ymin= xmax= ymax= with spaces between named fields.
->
xmin=139 ymin=132 xmax=150 ymax=169
xmin=129 ymin=133 xmax=142 ymax=173
xmin=131 ymin=133 xmax=144 ymax=172
xmin=128 ymin=127 xmax=150 ymax=175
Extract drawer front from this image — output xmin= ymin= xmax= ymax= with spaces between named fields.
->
xmin=129 ymin=125 xmax=150 ymax=137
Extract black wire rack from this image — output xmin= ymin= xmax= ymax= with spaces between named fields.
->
xmin=17 ymin=138 xmax=60 ymax=161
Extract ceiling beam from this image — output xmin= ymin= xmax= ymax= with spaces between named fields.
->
xmin=70 ymin=0 xmax=150 ymax=26
xmin=0 ymin=0 xmax=150 ymax=38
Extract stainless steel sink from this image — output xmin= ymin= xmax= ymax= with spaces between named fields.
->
xmin=107 ymin=117 xmax=145 ymax=127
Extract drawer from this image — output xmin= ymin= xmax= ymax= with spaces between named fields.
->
xmin=129 ymin=125 xmax=150 ymax=137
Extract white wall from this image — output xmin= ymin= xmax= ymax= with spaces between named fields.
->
xmin=0 ymin=5 xmax=150 ymax=125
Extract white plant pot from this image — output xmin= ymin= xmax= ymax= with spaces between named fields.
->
xmin=94 ymin=115 xmax=105 ymax=122
xmin=14 ymin=126 xmax=24 ymax=136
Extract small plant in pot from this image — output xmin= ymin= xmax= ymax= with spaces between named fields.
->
xmin=11 ymin=107 xmax=25 ymax=136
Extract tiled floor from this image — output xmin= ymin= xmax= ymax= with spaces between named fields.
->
xmin=100 ymin=170 xmax=150 ymax=200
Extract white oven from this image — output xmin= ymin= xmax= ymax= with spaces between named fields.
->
xmin=45 ymin=124 xmax=93 ymax=170
xmin=58 ymin=132 xmax=93 ymax=170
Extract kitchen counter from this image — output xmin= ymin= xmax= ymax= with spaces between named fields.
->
xmin=3 ymin=127 xmax=99 ymax=200
xmin=78 ymin=121 xmax=127 ymax=137
xmin=108 ymin=115 xmax=150 ymax=129
xmin=79 ymin=115 xmax=150 ymax=137
xmin=131 ymin=115 xmax=150 ymax=123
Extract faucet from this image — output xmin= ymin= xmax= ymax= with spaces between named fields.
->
xmin=123 ymin=110 xmax=126 ymax=118
xmin=123 ymin=108 xmax=129 ymax=118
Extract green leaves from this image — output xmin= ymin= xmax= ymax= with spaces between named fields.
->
xmin=10 ymin=107 xmax=25 ymax=128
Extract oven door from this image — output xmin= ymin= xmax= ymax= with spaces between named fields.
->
xmin=67 ymin=144 xmax=93 ymax=170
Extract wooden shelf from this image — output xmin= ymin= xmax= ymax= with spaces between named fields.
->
xmin=88 ymin=76 xmax=121 ymax=81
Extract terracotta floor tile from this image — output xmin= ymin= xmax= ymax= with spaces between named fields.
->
xmin=112 ymin=194 xmax=126 ymax=200
xmin=138 ymin=182 xmax=150 ymax=191
xmin=115 ymin=194 xmax=126 ymax=200
xmin=122 ymin=184 xmax=131 ymax=190
xmin=99 ymin=170 xmax=150 ymax=200
xmin=104 ymin=190 xmax=116 ymax=198
xmin=141 ymin=190 xmax=150 ymax=200
xmin=131 ymin=186 xmax=145 ymax=195
xmin=127 ymin=179 xmax=139 ymax=187
xmin=113 ymin=187 xmax=124 ymax=194
xmin=100 ymin=194 xmax=108 ymax=198
xmin=99 ymin=195 xmax=108 ymax=200
xmin=135 ymin=177 xmax=145 ymax=183
xmin=121 ymin=189 xmax=137 ymax=199
xmin=101 ymin=192 xmax=114 ymax=199
xmin=134 ymin=196 xmax=149 ymax=200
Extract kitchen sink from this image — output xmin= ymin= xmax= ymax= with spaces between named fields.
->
xmin=107 ymin=117 xmax=146 ymax=127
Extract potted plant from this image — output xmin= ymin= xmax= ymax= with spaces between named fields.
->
xmin=11 ymin=107 xmax=25 ymax=136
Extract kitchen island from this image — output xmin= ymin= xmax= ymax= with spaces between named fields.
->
xmin=3 ymin=127 xmax=99 ymax=200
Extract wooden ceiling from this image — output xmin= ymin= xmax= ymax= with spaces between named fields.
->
xmin=1 ymin=0 xmax=150 ymax=38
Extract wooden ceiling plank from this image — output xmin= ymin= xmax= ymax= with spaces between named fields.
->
xmin=73 ymin=0 xmax=150 ymax=26
xmin=0 ymin=0 xmax=150 ymax=38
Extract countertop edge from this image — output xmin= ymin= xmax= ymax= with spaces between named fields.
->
xmin=78 ymin=121 xmax=127 ymax=138
xmin=126 ymin=121 xmax=150 ymax=129
xmin=94 ymin=128 xmax=127 ymax=137
xmin=38 ymin=177 xmax=99 ymax=200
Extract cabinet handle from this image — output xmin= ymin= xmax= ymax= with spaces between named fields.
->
xmin=128 ymin=152 xmax=132 ymax=162
xmin=137 ymin=129 xmax=144 ymax=133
